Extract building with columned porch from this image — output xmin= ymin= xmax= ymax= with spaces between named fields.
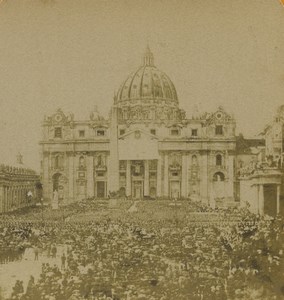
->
xmin=40 ymin=47 xmax=237 ymax=207
xmin=237 ymin=106 xmax=284 ymax=216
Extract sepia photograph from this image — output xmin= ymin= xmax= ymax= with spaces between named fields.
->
xmin=0 ymin=0 xmax=283 ymax=299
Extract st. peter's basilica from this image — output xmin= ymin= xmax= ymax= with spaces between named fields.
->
xmin=40 ymin=47 xmax=237 ymax=207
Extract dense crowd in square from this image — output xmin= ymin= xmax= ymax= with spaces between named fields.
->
xmin=0 ymin=199 xmax=283 ymax=300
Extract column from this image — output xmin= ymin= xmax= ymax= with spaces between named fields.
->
xmin=258 ymin=185 xmax=264 ymax=215
xmin=43 ymin=153 xmax=50 ymax=201
xmin=17 ymin=188 xmax=19 ymax=208
xmin=164 ymin=154 xmax=169 ymax=197
xmin=10 ymin=188 xmax=13 ymax=211
xmin=157 ymin=157 xmax=162 ymax=197
xmin=126 ymin=160 xmax=131 ymax=197
xmin=227 ymin=155 xmax=234 ymax=199
xmin=0 ymin=186 xmax=3 ymax=214
xmin=253 ymin=184 xmax=258 ymax=214
xmin=144 ymin=160 xmax=149 ymax=196
xmin=68 ymin=153 xmax=75 ymax=203
xmin=1 ymin=186 xmax=4 ymax=213
xmin=4 ymin=187 xmax=8 ymax=212
xmin=4 ymin=187 xmax=7 ymax=213
xmin=181 ymin=154 xmax=188 ymax=198
xmin=108 ymin=107 xmax=119 ymax=192
xmin=277 ymin=185 xmax=280 ymax=215
xmin=9 ymin=188 xmax=12 ymax=211
xmin=87 ymin=154 xmax=94 ymax=198
xmin=200 ymin=153 xmax=209 ymax=204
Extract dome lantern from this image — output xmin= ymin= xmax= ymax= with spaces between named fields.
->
xmin=143 ymin=45 xmax=154 ymax=66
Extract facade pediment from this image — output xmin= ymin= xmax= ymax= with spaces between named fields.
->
xmin=206 ymin=107 xmax=234 ymax=125
xmin=44 ymin=108 xmax=74 ymax=126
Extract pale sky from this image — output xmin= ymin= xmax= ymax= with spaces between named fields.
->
xmin=0 ymin=0 xmax=283 ymax=171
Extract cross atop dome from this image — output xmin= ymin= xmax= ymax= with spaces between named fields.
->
xmin=143 ymin=45 xmax=154 ymax=66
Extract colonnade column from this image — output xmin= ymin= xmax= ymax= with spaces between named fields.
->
xmin=0 ymin=186 xmax=3 ymax=214
xmin=5 ymin=187 xmax=8 ymax=213
xmin=157 ymin=157 xmax=162 ymax=197
xmin=126 ymin=160 xmax=131 ymax=197
xmin=277 ymin=185 xmax=280 ymax=215
xmin=144 ymin=160 xmax=149 ymax=196
xmin=164 ymin=154 xmax=169 ymax=197
xmin=181 ymin=154 xmax=188 ymax=198
xmin=258 ymin=184 xmax=264 ymax=215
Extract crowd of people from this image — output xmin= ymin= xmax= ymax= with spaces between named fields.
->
xmin=0 ymin=199 xmax=283 ymax=300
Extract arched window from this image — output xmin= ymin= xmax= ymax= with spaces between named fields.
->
xmin=213 ymin=172 xmax=225 ymax=181
xmin=216 ymin=154 xmax=222 ymax=166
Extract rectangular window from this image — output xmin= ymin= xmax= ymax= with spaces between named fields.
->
xmin=191 ymin=129 xmax=198 ymax=137
xmin=120 ymin=129 xmax=125 ymax=136
xmin=171 ymin=129 xmax=179 ymax=136
xmin=215 ymin=125 xmax=223 ymax=135
xmin=119 ymin=172 xmax=126 ymax=178
xmin=78 ymin=172 xmax=85 ymax=178
xmin=97 ymin=172 xmax=104 ymax=177
xmin=97 ymin=130 xmax=105 ymax=136
xmin=172 ymin=172 xmax=178 ymax=176
xmin=79 ymin=130 xmax=85 ymax=138
xmin=150 ymin=129 xmax=156 ymax=135
xmin=54 ymin=127 xmax=62 ymax=138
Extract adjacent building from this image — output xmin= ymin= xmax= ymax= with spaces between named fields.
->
xmin=238 ymin=106 xmax=284 ymax=216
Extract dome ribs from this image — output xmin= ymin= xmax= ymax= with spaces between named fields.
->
xmin=128 ymin=66 xmax=143 ymax=100
xmin=116 ymin=48 xmax=178 ymax=106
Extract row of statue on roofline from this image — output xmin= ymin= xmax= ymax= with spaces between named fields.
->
xmin=0 ymin=164 xmax=36 ymax=175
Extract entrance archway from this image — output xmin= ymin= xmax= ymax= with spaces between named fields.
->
xmin=170 ymin=181 xmax=180 ymax=199
xmin=150 ymin=187 xmax=156 ymax=198
xmin=132 ymin=181 xmax=143 ymax=199
xmin=52 ymin=173 xmax=62 ymax=191
xmin=96 ymin=181 xmax=106 ymax=198
xmin=264 ymin=184 xmax=277 ymax=216
xmin=52 ymin=173 xmax=64 ymax=202
xmin=213 ymin=172 xmax=225 ymax=199
xmin=119 ymin=187 xmax=126 ymax=198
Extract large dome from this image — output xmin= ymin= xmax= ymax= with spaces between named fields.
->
xmin=116 ymin=47 xmax=178 ymax=106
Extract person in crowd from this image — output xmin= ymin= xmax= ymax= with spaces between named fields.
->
xmin=34 ymin=245 xmax=39 ymax=261
xmin=51 ymin=244 xmax=57 ymax=258
xmin=61 ymin=252 xmax=66 ymax=270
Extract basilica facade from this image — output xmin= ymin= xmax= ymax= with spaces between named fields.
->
xmin=40 ymin=47 xmax=237 ymax=206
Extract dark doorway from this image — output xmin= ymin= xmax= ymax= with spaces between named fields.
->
xmin=264 ymin=184 xmax=277 ymax=217
xmin=96 ymin=182 xmax=105 ymax=198
xmin=119 ymin=187 xmax=126 ymax=198
xmin=52 ymin=173 xmax=62 ymax=191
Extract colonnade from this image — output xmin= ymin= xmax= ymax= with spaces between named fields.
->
xmin=0 ymin=184 xmax=36 ymax=213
